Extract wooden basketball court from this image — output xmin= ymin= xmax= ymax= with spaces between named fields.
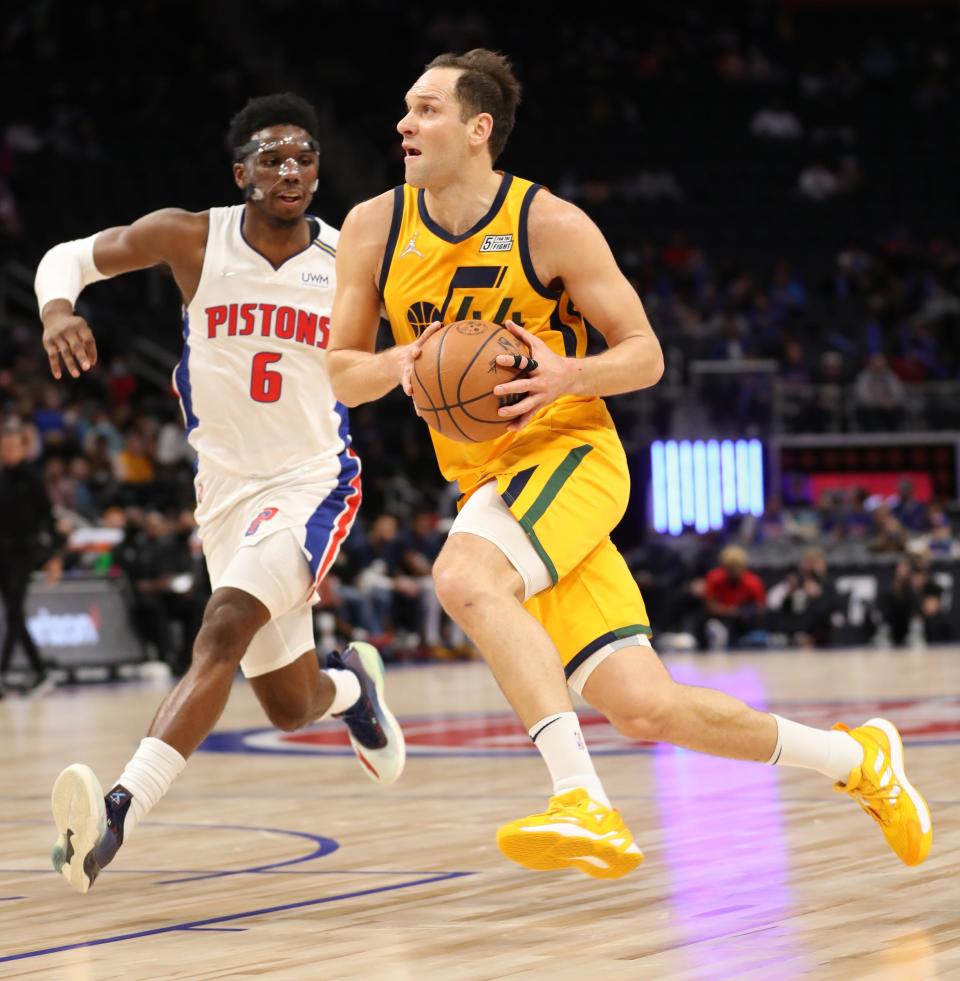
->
xmin=2 ymin=647 xmax=957 ymax=978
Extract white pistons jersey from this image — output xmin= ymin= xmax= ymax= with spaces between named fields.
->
xmin=174 ymin=205 xmax=346 ymax=478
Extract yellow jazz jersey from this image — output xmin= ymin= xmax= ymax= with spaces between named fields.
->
xmin=380 ymin=172 xmax=616 ymax=493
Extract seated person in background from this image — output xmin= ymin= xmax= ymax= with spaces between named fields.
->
xmin=868 ymin=503 xmax=908 ymax=554
xmin=853 ymin=353 xmax=904 ymax=432
xmin=627 ymin=538 xmax=689 ymax=634
xmin=394 ymin=509 xmax=455 ymax=656
xmin=115 ymin=510 xmax=203 ymax=675
xmin=338 ymin=514 xmax=405 ymax=643
xmin=767 ymin=547 xmax=838 ymax=648
xmin=841 ymin=487 xmax=874 ymax=542
xmin=884 ymin=551 xmax=952 ymax=646
xmin=889 ymin=479 xmax=927 ymax=533
xmin=914 ymin=506 xmax=960 ymax=558
xmin=701 ymin=545 xmax=767 ymax=650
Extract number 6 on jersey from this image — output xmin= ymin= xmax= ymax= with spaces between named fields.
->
xmin=250 ymin=351 xmax=283 ymax=403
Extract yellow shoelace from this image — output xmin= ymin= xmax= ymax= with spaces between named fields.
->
xmin=853 ymin=781 xmax=898 ymax=828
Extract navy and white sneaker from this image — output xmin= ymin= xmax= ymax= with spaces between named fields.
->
xmin=51 ymin=765 xmax=131 ymax=894
xmin=326 ymin=642 xmax=406 ymax=785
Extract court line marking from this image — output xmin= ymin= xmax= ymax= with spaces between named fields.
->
xmin=144 ymin=821 xmax=338 ymax=885
xmin=182 ymin=926 xmax=247 ymax=933
xmin=196 ymin=739 xmax=960 ymax=758
xmin=0 ymin=867 xmax=474 ymax=877
xmin=0 ymin=872 xmax=471 ymax=963
xmin=0 ymin=817 xmax=473 ymax=912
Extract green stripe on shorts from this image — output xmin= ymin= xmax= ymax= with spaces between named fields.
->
xmin=517 ymin=444 xmax=593 ymax=585
xmin=520 ymin=444 xmax=593 ymax=528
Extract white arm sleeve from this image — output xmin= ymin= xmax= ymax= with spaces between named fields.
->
xmin=34 ymin=233 xmax=111 ymax=314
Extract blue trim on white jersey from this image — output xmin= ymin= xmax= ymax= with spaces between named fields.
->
xmin=174 ymin=310 xmax=199 ymax=436
xmin=334 ymin=401 xmax=354 ymax=450
xmin=301 ymin=402 xmax=359 ymax=578
xmin=303 ymin=446 xmax=361 ymax=579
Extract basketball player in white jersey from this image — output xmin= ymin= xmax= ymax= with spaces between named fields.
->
xmin=34 ymin=94 xmax=405 ymax=895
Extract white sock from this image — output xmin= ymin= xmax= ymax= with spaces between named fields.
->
xmin=768 ymin=714 xmax=864 ymax=783
xmin=111 ymin=736 xmax=187 ymax=839
xmin=529 ymin=712 xmax=610 ymax=808
xmin=322 ymin=668 xmax=362 ymax=717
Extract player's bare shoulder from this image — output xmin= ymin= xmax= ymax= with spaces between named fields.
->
xmin=341 ymin=192 xmax=395 ymax=247
xmin=339 ymin=191 xmax=396 ymax=284
xmin=135 ymin=208 xmax=209 ymax=254
xmin=525 ymin=188 xmax=607 ymax=287
xmin=95 ymin=207 xmax=208 ymax=271
xmin=525 ymin=188 xmax=595 ymax=249
xmin=94 ymin=208 xmax=211 ymax=302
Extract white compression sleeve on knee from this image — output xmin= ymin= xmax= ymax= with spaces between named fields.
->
xmin=34 ymin=233 xmax=109 ymax=313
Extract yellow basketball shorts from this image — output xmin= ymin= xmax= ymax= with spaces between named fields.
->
xmin=491 ymin=432 xmax=652 ymax=682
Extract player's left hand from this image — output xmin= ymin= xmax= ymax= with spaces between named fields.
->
xmin=493 ymin=320 xmax=577 ymax=431
xmin=399 ymin=320 xmax=444 ymax=406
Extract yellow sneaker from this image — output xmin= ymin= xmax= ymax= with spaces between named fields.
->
xmin=496 ymin=788 xmax=643 ymax=880
xmin=833 ymin=717 xmax=932 ymax=866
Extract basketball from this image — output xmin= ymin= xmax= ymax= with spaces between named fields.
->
xmin=411 ymin=320 xmax=531 ymax=443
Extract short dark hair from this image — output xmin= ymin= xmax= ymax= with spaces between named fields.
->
xmin=228 ymin=93 xmax=319 ymax=156
xmin=425 ymin=49 xmax=521 ymax=162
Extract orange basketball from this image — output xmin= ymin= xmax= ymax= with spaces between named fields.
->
xmin=411 ymin=320 xmax=531 ymax=443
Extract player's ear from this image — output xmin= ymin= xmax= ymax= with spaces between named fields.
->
xmin=469 ymin=112 xmax=494 ymax=150
xmin=232 ymin=162 xmax=247 ymax=191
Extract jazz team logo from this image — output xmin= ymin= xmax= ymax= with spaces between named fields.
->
xmin=201 ymin=695 xmax=960 ymax=757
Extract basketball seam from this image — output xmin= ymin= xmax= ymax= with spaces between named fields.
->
xmin=414 ymin=388 xmax=516 ymax=414
xmin=412 ymin=358 xmax=443 ymax=428
xmin=434 ymin=326 xmax=473 ymax=442
xmin=454 ymin=326 xmax=529 ymax=427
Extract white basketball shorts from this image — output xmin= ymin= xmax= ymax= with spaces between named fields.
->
xmin=194 ymin=447 xmax=361 ymax=678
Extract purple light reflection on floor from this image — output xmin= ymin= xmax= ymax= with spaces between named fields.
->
xmin=651 ymin=663 xmax=810 ymax=976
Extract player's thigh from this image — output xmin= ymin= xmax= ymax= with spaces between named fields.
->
xmin=199 ymin=463 xmax=358 ymax=603
xmin=443 ymin=480 xmax=538 ymax=602
xmin=217 ymin=528 xmax=314 ymax=623
xmin=578 ymin=643 xmax=676 ymax=737
xmin=526 ymin=537 xmax=652 ymax=689
xmin=240 ymin=602 xmax=315 ymax=680
xmin=491 ymin=431 xmax=629 ymax=587
xmin=211 ymin=530 xmax=315 ymax=678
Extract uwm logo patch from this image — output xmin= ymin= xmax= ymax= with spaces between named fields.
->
xmin=301 ymin=271 xmax=330 ymax=288
xmin=479 ymin=234 xmax=514 ymax=253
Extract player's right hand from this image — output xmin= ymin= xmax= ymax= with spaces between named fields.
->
xmin=397 ymin=320 xmax=444 ymax=398
xmin=41 ymin=303 xmax=98 ymax=379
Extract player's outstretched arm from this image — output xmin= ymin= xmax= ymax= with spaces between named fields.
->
xmin=492 ymin=193 xmax=664 ymax=429
xmin=328 ymin=196 xmax=439 ymax=407
xmin=35 ymin=209 xmax=203 ymax=379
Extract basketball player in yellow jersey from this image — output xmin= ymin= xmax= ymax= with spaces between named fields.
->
xmin=328 ymin=50 xmax=932 ymax=877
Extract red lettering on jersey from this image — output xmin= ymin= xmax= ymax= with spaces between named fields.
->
xmin=206 ymin=306 xmax=227 ymax=339
xmin=207 ymin=304 xmax=327 ymax=348
xmin=275 ymin=306 xmax=295 ymax=340
xmin=316 ymin=316 xmax=331 ymax=349
xmin=259 ymin=303 xmax=277 ymax=337
xmin=239 ymin=302 xmax=256 ymax=335
xmin=296 ymin=311 xmax=317 ymax=346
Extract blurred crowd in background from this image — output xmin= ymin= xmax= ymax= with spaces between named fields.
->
xmin=1 ymin=1 xmax=958 ymax=683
